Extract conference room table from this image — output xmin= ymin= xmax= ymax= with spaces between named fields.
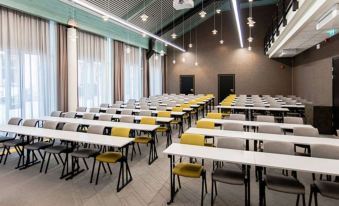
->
xmin=0 ymin=124 xmax=133 ymax=192
xmin=163 ymin=143 xmax=339 ymax=206
xmin=99 ymin=107 xmax=193 ymax=128
xmin=199 ymin=118 xmax=313 ymax=131
xmin=216 ymin=105 xmax=289 ymax=120
xmin=39 ymin=116 xmax=160 ymax=165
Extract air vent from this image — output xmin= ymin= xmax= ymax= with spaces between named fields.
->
xmin=173 ymin=0 xmax=194 ymax=10
xmin=316 ymin=4 xmax=339 ymax=30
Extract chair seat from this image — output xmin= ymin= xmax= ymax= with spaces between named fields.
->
xmin=71 ymin=148 xmax=100 ymax=158
xmin=134 ymin=136 xmax=152 ymax=144
xmin=3 ymin=139 xmax=26 ymax=147
xmin=0 ymin=136 xmax=14 ymax=143
xmin=156 ymin=127 xmax=169 ymax=132
xmin=314 ymin=180 xmax=339 ymax=200
xmin=26 ymin=142 xmax=53 ymax=150
xmin=96 ymin=152 xmax=122 ymax=163
xmin=265 ymin=174 xmax=305 ymax=194
xmin=173 ymin=163 xmax=203 ymax=178
xmin=212 ymin=168 xmax=244 ymax=185
xmin=45 ymin=145 xmax=71 ymax=154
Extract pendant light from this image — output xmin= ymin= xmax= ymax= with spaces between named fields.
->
xmin=195 ymin=28 xmax=198 ymax=66
xmin=212 ymin=0 xmax=218 ymax=35
xmin=247 ymin=0 xmax=254 ymax=51
xmin=181 ymin=14 xmax=186 ymax=63
xmin=188 ymin=18 xmax=193 ymax=48
xmin=171 ymin=8 xmax=177 ymax=39
xmin=159 ymin=0 xmax=164 ymax=56
xmin=220 ymin=11 xmax=224 ymax=44
xmin=199 ymin=0 xmax=207 ymax=18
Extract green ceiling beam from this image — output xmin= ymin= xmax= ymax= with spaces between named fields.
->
xmin=0 ymin=0 xmax=149 ymax=49
xmin=123 ymin=0 xmax=157 ymax=21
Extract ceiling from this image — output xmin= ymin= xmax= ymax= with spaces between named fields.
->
xmin=80 ymin=0 xmax=277 ymax=41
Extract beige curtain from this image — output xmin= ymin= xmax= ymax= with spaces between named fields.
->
xmin=162 ymin=55 xmax=167 ymax=93
xmin=114 ymin=41 xmax=124 ymax=101
xmin=142 ymin=50 xmax=149 ymax=97
xmin=57 ymin=24 xmax=68 ymax=112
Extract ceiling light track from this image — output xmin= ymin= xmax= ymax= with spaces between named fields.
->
xmin=231 ymin=0 xmax=244 ymax=48
xmin=62 ymin=0 xmax=186 ymax=52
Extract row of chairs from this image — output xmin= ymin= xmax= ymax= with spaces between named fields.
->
xmin=174 ymin=133 xmax=339 ymax=206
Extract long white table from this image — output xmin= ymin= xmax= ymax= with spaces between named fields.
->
xmin=0 ymin=125 xmax=133 ymax=191
xmin=163 ymin=143 xmax=339 ymax=205
xmin=200 ymin=118 xmax=313 ymax=130
xmin=39 ymin=116 xmax=159 ymax=164
xmin=185 ymin=127 xmax=339 ymax=148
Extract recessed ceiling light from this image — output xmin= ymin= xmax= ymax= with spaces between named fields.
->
xmin=140 ymin=13 xmax=149 ymax=22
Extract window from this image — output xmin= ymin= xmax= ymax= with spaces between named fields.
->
xmin=149 ymin=54 xmax=163 ymax=96
xmin=0 ymin=7 xmax=57 ymax=124
xmin=124 ymin=45 xmax=143 ymax=101
xmin=77 ymin=31 xmax=113 ymax=107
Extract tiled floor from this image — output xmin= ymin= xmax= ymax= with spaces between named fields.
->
xmin=0 ymin=119 xmax=338 ymax=206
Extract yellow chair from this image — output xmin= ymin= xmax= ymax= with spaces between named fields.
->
xmin=132 ymin=117 xmax=158 ymax=163
xmin=92 ymin=127 xmax=131 ymax=186
xmin=171 ymin=107 xmax=184 ymax=134
xmin=196 ymin=121 xmax=215 ymax=146
xmin=157 ymin=111 xmax=172 ymax=147
xmin=172 ymin=133 xmax=207 ymax=205
xmin=206 ymin=112 xmax=222 ymax=119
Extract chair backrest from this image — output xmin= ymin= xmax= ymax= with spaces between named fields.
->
xmin=158 ymin=111 xmax=171 ymax=118
xmin=256 ymin=115 xmax=275 ymax=123
xmin=284 ymin=117 xmax=303 ymax=124
xmin=22 ymin=119 xmax=39 ymax=127
xmin=207 ymin=112 xmax=222 ymax=119
xmin=294 ymin=127 xmax=319 ymax=137
xmin=119 ymin=115 xmax=135 ymax=123
xmin=76 ymin=107 xmax=87 ymax=112
xmin=180 ymin=133 xmax=205 ymax=146
xmin=157 ymin=106 xmax=167 ymax=111
xmin=172 ymin=107 xmax=183 ymax=112
xmin=217 ymin=137 xmax=244 ymax=150
xmin=111 ymin=127 xmax=130 ymax=137
xmin=111 ymin=104 xmax=121 ymax=108
xmin=106 ymin=108 xmax=117 ymax=114
xmin=126 ymin=104 xmax=135 ymax=109
xmin=223 ymin=122 xmax=244 ymax=131
xmin=311 ymin=145 xmax=339 ymax=160
xmin=98 ymin=114 xmax=113 ymax=121
xmin=62 ymin=123 xmax=79 ymax=131
xmin=139 ymin=110 xmax=152 ymax=116
xmin=121 ymin=109 xmax=133 ymax=115
xmin=50 ymin=111 xmax=62 ymax=117
xmin=43 ymin=121 xmax=59 ymax=130
xmin=263 ymin=141 xmax=294 ymax=155
xmin=87 ymin=125 xmax=105 ymax=135
xmin=100 ymin=103 xmax=109 ymax=108
xmin=229 ymin=114 xmax=246 ymax=121
xmin=82 ymin=113 xmax=95 ymax=120
xmin=258 ymin=125 xmax=282 ymax=134
xmin=64 ymin=112 xmax=76 ymax=118
xmin=140 ymin=117 xmax=156 ymax=125
xmin=196 ymin=120 xmax=215 ymax=129
xmin=8 ymin=117 xmax=22 ymax=125
xmin=89 ymin=108 xmax=100 ymax=113
xmin=140 ymin=105 xmax=149 ymax=110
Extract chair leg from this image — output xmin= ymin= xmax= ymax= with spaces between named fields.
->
xmin=90 ymin=158 xmax=96 ymax=183
xmin=296 ymin=194 xmax=300 ymax=206
xmin=107 ymin=163 xmax=112 ymax=175
xmin=45 ymin=153 xmax=52 ymax=174
xmin=95 ymin=162 xmax=102 ymax=185
xmin=314 ymin=191 xmax=318 ymax=206
xmin=137 ymin=143 xmax=141 ymax=155
xmin=211 ymin=180 xmax=215 ymax=206
xmin=302 ymin=194 xmax=306 ymax=206
xmin=177 ymin=175 xmax=181 ymax=188
xmin=40 ymin=151 xmax=46 ymax=173
xmin=83 ymin=158 xmax=89 ymax=170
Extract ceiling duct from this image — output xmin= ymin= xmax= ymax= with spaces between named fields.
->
xmin=173 ymin=0 xmax=194 ymax=10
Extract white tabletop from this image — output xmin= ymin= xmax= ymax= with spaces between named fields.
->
xmin=111 ymin=114 xmax=174 ymax=123
xmin=217 ymin=105 xmax=289 ymax=112
xmin=40 ymin=116 xmax=159 ymax=131
xmin=200 ymin=118 xmax=313 ymax=130
xmin=164 ymin=143 xmax=339 ymax=175
xmin=163 ymin=143 xmax=255 ymax=164
xmin=185 ymin=128 xmax=339 ymax=147
xmin=0 ymin=125 xmax=132 ymax=148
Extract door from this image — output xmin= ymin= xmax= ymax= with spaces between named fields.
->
xmin=333 ymin=57 xmax=339 ymax=132
xmin=218 ymin=74 xmax=235 ymax=103
xmin=180 ymin=75 xmax=195 ymax=94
